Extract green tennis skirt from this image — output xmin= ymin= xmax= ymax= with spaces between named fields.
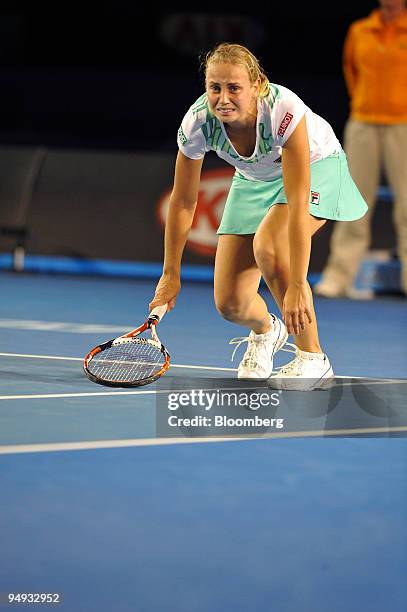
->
xmin=217 ymin=151 xmax=368 ymax=235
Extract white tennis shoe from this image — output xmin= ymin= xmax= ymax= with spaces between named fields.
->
xmin=267 ymin=348 xmax=335 ymax=391
xmin=229 ymin=314 xmax=288 ymax=379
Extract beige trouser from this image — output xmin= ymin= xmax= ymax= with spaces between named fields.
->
xmin=320 ymin=120 xmax=407 ymax=293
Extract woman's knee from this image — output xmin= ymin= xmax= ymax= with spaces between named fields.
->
xmin=253 ymin=235 xmax=288 ymax=279
xmin=214 ymin=295 xmax=251 ymax=321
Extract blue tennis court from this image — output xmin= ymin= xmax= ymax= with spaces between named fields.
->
xmin=0 ymin=271 xmax=406 ymax=611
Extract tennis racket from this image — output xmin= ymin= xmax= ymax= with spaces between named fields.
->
xmin=83 ymin=304 xmax=170 ymax=388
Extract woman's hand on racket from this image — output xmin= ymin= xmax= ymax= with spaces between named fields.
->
xmin=283 ymin=282 xmax=313 ymax=335
xmin=149 ymin=273 xmax=181 ymax=312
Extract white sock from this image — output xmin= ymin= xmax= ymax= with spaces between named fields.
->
xmin=254 ymin=314 xmax=275 ymax=338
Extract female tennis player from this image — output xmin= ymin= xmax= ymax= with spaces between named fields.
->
xmin=149 ymin=43 xmax=367 ymax=389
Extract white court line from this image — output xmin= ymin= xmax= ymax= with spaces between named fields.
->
xmin=1 ymin=425 xmax=406 ymax=455
xmin=0 ymin=352 xmax=405 ymax=402
xmin=1 ymin=351 xmax=402 ymax=381
xmin=0 ymin=386 xmax=268 ymax=401
xmin=0 ymin=352 xmax=236 ymax=372
xmin=0 ymin=390 xmax=158 ymax=400
xmin=0 ymin=319 xmax=130 ymax=334
xmin=0 ymin=352 xmax=82 ymax=362
xmin=0 ymin=380 xmax=405 ymax=400
xmin=0 ymin=351 xmax=373 ymax=379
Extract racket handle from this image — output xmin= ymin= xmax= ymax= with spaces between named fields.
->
xmin=149 ymin=304 xmax=168 ymax=322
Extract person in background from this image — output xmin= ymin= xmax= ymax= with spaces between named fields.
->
xmin=315 ymin=0 xmax=407 ymax=298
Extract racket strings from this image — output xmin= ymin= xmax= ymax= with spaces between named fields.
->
xmin=88 ymin=338 xmax=165 ymax=382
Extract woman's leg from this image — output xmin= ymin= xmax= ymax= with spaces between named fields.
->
xmin=253 ymin=204 xmax=326 ymax=352
xmin=215 ymin=233 xmax=289 ymax=378
xmin=214 ymin=234 xmax=271 ymax=334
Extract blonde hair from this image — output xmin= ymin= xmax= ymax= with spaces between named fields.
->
xmin=203 ymin=43 xmax=270 ymax=98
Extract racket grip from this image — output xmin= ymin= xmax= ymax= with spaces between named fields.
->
xmin=149 ymin=304 xmax=168 ymax=322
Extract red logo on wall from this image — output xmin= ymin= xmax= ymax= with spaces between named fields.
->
xmin=156 ymin=167 xmax=234 ymax=257
xmin=278 ymin=112 xmax=293 ymax=137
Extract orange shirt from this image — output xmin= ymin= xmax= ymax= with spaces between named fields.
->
xmin=343 ymin=9 xmax=407 ymax=124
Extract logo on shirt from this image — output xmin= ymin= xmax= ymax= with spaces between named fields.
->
xmin=178 ymin=126 xmax=188 ymax=145
xmin=311 ymin=191 xmax=320 ymax=204
xmin=277 ymin=112 xmax=293 ymax=137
